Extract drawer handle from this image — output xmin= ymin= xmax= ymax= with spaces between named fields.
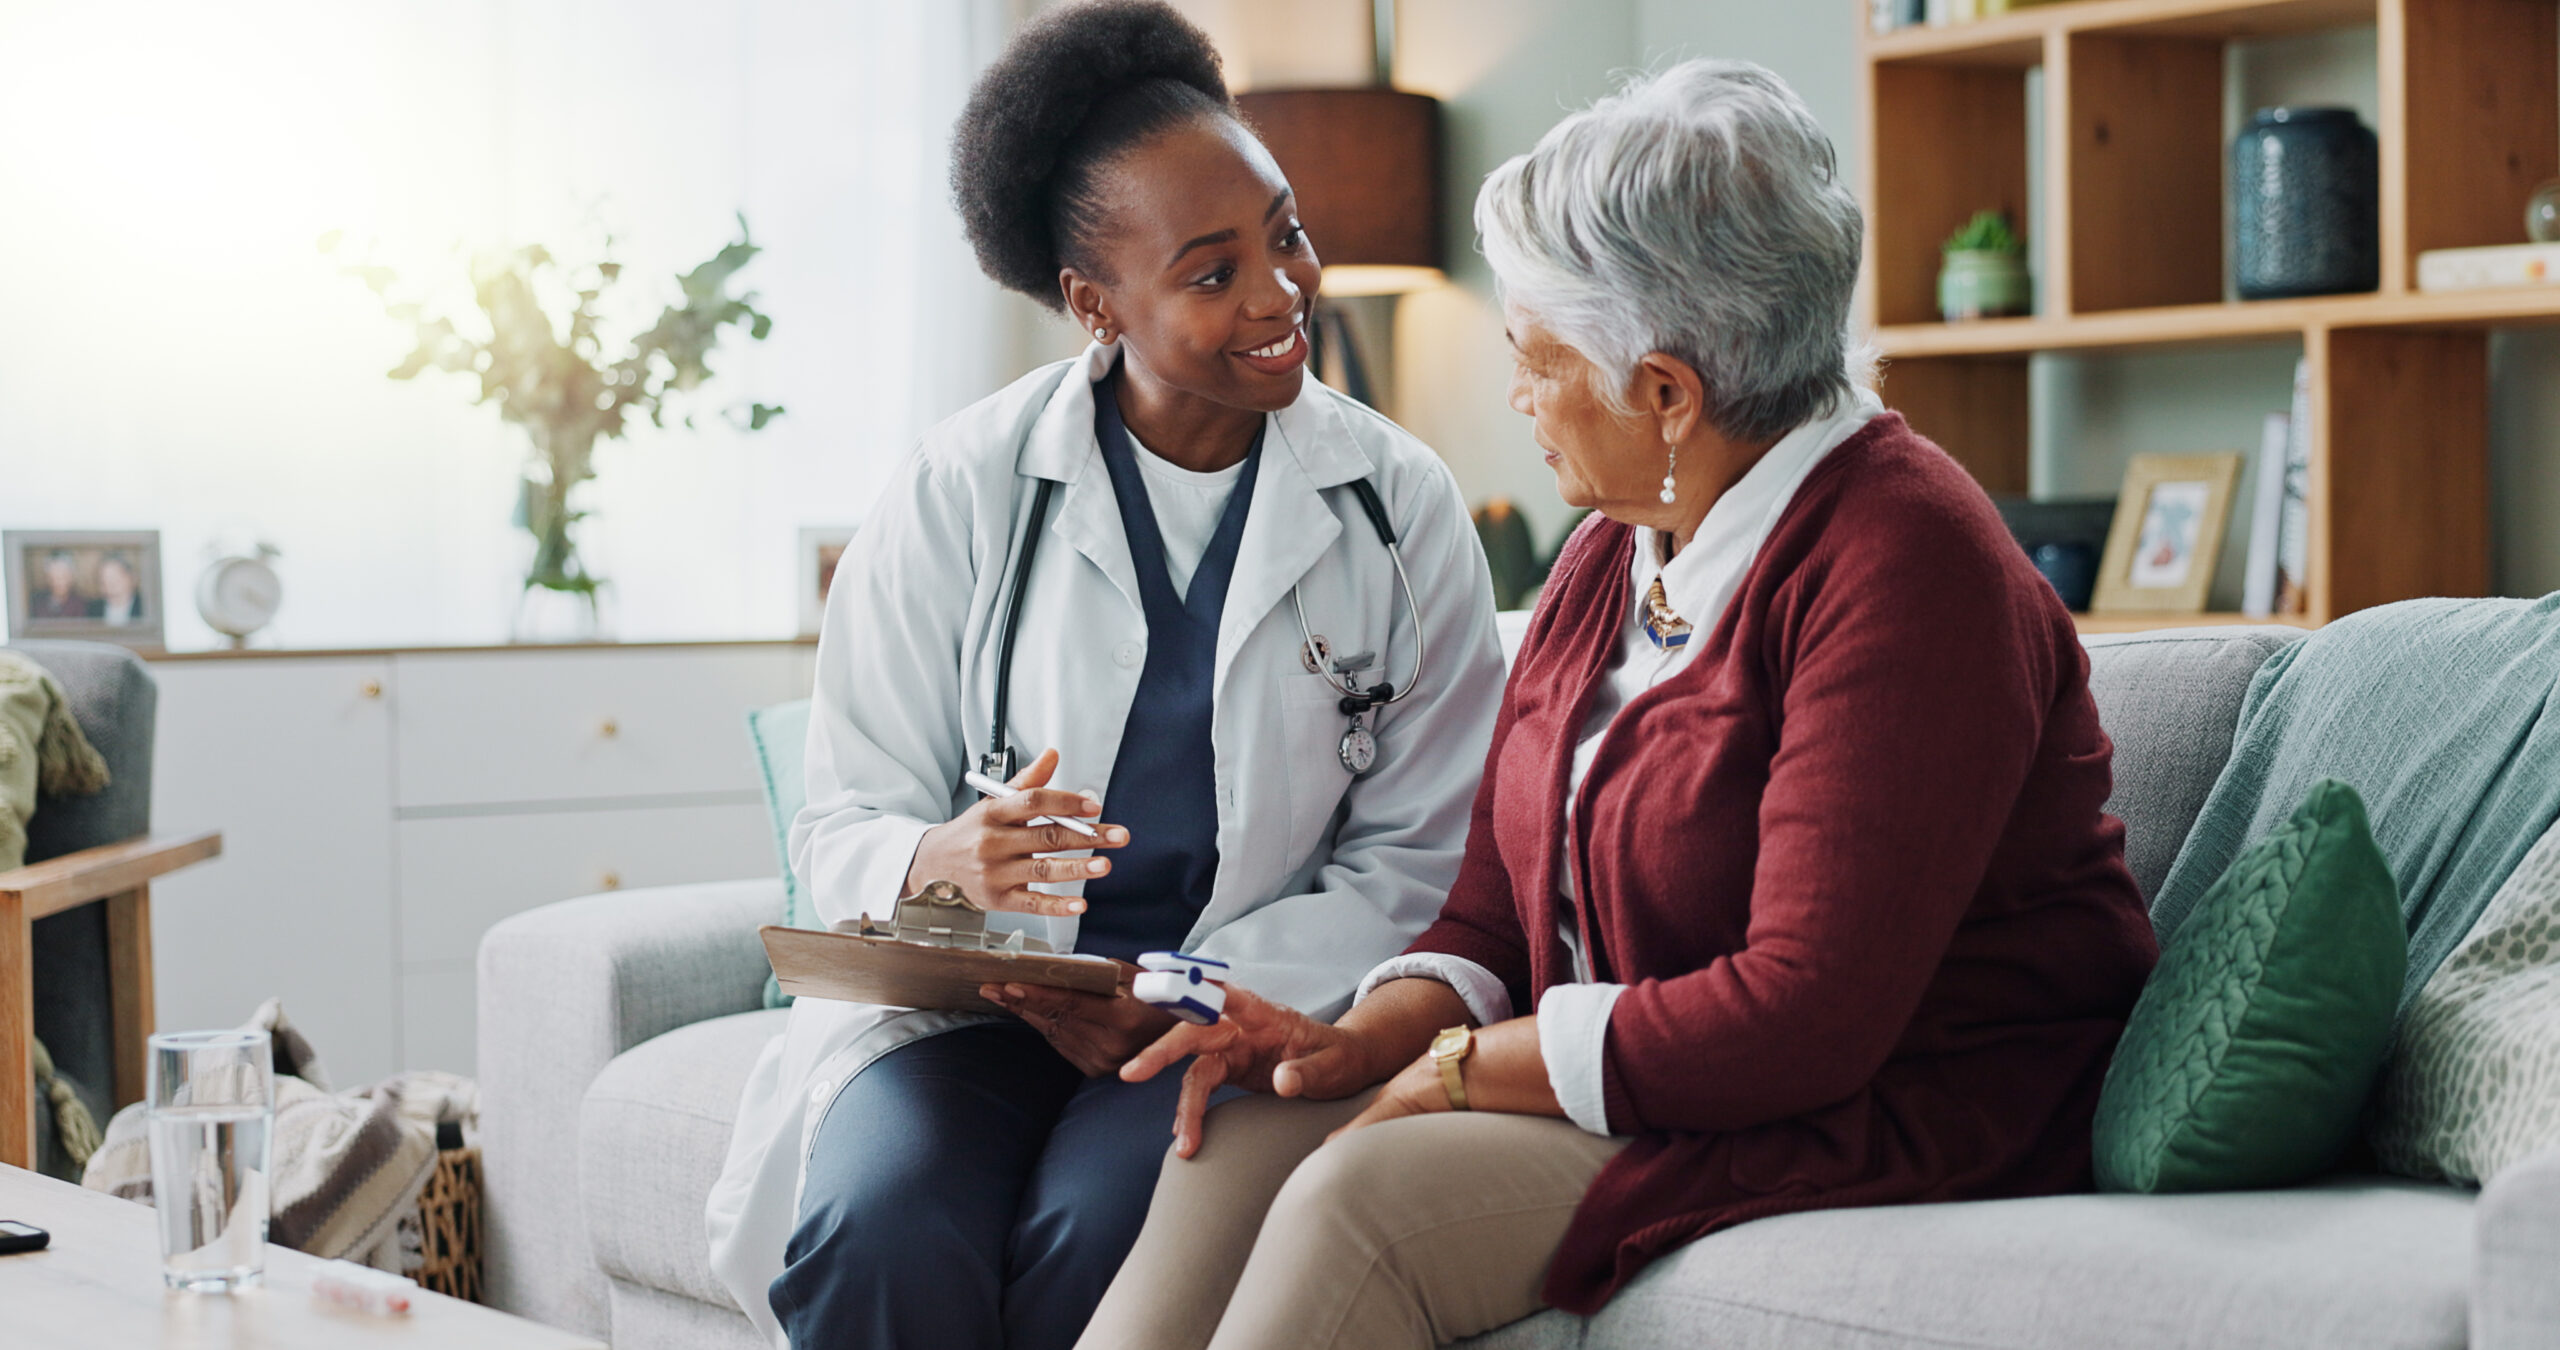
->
xmin=360 ymin=680 xmax=383 ymax=700
xmin=600 ymin=870 xmax=623 ymax=892
xmin=599 ymin=717 xmax=620 ymax=739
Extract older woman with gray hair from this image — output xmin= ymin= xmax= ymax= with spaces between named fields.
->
xmin=1079 ymin=59 xmax=2157 ymax=1350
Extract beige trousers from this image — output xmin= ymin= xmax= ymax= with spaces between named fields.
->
xmin=1078 ymin=1091 xmax=1628 ymax=1350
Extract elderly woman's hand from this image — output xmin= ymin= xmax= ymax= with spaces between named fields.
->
xmin=980 ymin=972 xmax=1175 ymax=1077
xmin=1328 ymin=1015 xmax=1564 ymax=1141
xmin=1120 ymin=985 xmax=1380 ymax=1158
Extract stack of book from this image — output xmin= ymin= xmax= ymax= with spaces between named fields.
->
xmin=2415 ymin=243 xmax=2560 ymax=293
xmin=2239 ymin=359 xmax=2313 ymax=619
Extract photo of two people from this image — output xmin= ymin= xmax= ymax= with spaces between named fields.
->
xmin=4 ymin=531 xmax=164 ymax=648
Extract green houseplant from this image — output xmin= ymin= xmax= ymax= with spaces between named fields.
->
xmin=330 ymin=219 xmax=783 ymax=638
xmin=1938 ymin=210 xmax=2032 ymax=321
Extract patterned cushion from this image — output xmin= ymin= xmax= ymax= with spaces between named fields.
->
xmin=2095 ymin=779 xmax=2406 ymax=1193
xmin=2370 ymin=815 xmax=2560 ymax=1184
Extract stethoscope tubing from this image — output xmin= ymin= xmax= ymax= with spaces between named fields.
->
xmin=1289 ymin=532 xmax=1423 ymax=710
xmin=986 ymin=473 xmax=1421 ymax=774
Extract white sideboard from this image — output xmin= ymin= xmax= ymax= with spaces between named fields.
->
xmin=145 ymin=642 xmax=813 ymax=1085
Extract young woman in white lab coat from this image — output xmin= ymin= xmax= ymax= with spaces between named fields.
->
xmin=703 ymin=4 xmax=1506 ymax=1347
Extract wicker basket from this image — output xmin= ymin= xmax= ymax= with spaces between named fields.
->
xmin=415 ymin=1145 xmax=483 ymax=1302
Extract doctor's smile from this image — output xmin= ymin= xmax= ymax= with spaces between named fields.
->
xmin=1230 ymin=321 xmax=1308 ymax=376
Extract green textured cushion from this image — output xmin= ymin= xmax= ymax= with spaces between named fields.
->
xmin=747 ymin=699 xmax=813 ymax=1009
xmin=2095 ymin=778 xmax=2406 ymax=1193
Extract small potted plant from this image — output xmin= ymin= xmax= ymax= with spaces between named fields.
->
xmin=1938 ymin=211 xmax=2032 ymax=321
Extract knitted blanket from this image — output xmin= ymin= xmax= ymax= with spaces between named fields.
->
xmin=0 ymin=649 xmax=112 ymax=872
xmin=2151 ymin=594 xmax=2560 ymax=1014
xmin=82 ymin=998 xmax=476 ymax=1271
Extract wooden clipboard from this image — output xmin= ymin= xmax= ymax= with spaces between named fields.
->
xmin=762 ymin=925 xmax=1127 ymax=1012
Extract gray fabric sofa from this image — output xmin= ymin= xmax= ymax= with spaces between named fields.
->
xmin=478 ymin=625 xmax=2560 ymax=1350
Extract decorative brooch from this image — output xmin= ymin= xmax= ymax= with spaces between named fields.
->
xmin=1642 ymin=577 xmax=1692 ymax=650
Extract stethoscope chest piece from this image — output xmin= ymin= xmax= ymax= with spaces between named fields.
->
xmin=1338 ymin=716 xmax=1378 ymax=776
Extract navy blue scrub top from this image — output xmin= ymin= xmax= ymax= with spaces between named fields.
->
xmin=1073 ymin=373 xmax=1263 ymax=964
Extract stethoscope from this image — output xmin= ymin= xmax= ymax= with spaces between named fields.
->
xmin=980 ymin=467 xmax=1425 ymax=783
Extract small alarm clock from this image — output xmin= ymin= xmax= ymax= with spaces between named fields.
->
xmin=196 ymin=544 xmax=282 ymax=646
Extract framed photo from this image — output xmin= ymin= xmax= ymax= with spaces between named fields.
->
xmin=2091 ymin=454 xmax=2244 ymax=615
xmin=4 ymin=530 xmax=167 ymax=650
xmin=798 ymin=525 xmax=859 ymax=638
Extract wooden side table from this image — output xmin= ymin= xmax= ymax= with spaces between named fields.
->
xmin=0 ymin=1163 xmax=603 ymax=1349
xmin=0 ymin=830 xmax=223 ymax=1168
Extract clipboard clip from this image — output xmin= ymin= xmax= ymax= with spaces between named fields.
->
xmin=848 ymin=879 xmax=1051 ymax=955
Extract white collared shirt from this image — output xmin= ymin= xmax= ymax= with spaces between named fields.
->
xmin=1355 ymin=387 xmax=1885 ymax=1134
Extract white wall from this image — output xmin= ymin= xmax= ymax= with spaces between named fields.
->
xmin=3 ymin=0 xmax=1019 ymax=650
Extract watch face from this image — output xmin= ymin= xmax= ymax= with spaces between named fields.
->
xmin=1338 ymin=723 xmax=1377 ymax=775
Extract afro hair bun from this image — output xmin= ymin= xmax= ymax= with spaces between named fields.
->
xmin=950 ymin=0 xmax=1232 ymax=308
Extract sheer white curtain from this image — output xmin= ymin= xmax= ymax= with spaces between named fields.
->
xmin=0 ymin=0 xmax=1020 ymax=648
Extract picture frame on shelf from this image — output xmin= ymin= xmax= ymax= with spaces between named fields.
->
xmin=2091 ymin=455 xmax=2243 ymax=616
xmin=4 ymin=529 xmax=167 ymax=651
xmin=798 ymin=525 xmax=859 ymax=638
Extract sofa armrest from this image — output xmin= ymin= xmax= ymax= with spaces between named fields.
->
xmin=477 ymin=878 xmax=780 ymax=1337
xmin=2475 ymin=1143 xmax=2560 ymax=1349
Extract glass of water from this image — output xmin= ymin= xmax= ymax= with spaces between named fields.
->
xmin=147 ymin=1029 xmax=274 ymax=1291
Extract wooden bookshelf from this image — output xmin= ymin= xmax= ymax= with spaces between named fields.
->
xmin=1858 ymin=0 xmax=2554 ymax=631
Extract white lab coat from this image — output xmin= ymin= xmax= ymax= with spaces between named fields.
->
xmin=704 ymin=345 xmax=1508 ymax=1342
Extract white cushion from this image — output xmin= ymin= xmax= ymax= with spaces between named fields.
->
xmin=579 ymin=1008 xmax=787 ymax=1309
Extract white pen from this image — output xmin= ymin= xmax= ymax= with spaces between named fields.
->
xmin=963 ymin=770 xmax=1102 ymax=839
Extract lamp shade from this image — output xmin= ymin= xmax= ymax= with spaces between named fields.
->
xmin=1237 ymin=88 xmax=1443 ymax=294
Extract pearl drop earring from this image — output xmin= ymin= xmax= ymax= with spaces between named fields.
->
xmin=1659 ymin=445 xmax=1678 ymax=505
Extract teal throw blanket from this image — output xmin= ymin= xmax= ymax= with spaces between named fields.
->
xmin=2150 ymin=594 xmax=2560 ymax=1015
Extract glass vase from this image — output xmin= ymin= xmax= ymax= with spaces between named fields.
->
xmin=511 ymin=469 xmax=608 ymax=643
xmin=512 ymin=580 xmax=604 ymax=644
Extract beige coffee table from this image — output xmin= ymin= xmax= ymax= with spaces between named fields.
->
xmin=0 ymin=1164 xmax=603 ymax=1349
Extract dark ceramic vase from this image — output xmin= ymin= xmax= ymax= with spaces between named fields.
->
xmin=2232 ymin=107 xmax=2378 ymax=299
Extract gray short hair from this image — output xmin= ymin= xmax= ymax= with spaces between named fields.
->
xmin=1476 ymin=59 xmax=1868 ymax=444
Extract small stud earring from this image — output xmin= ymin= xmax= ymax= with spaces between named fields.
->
xmin=1659 ymin=446 xmax=1678 ymax=505
xmin=1093 ymin=327 xmax=1110 ymax=343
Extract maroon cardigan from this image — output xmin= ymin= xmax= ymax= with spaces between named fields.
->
xmin=1410 ymin=413 xmax=2158 ymax=1312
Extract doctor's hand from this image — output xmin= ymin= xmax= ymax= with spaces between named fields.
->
xmin=979 ymin=975 xmax=1175 ymax=1078
xmin=1119 ymin=985 xmax=1383 ymax=1159
xmin=906 ymin=748 xmax=1127 ymax=919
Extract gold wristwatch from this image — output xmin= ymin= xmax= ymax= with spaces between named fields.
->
xmin=1430 ymin=1025 xmax=1475 ymax=1111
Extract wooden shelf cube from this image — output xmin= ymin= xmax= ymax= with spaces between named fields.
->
xmin=2054 ymin=30 xmax=2227 ymax=313
xmin=1864 ymin=61 xmax=2034 ymax=327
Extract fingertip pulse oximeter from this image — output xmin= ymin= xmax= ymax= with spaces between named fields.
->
xmin=1133 ymin=951 xmax=1230 ymax=1025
